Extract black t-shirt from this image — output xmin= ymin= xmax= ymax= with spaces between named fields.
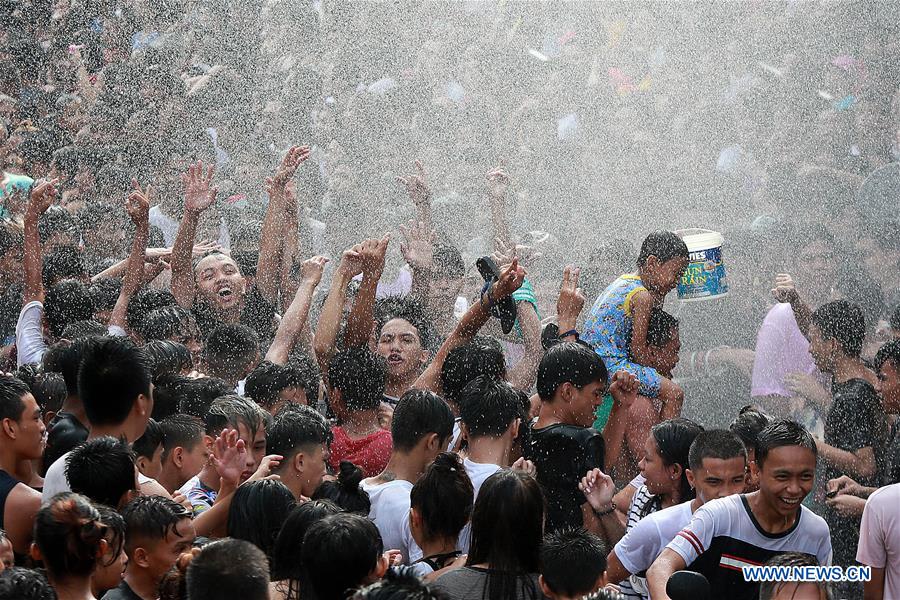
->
xmin=42 ymin=412 xmax=89 ymax=475
xmin=101 ymin=580 xmax=142 ymax=600
xmin=192 ymin=285 xmax=276 ymax=342
xmin=524 ymin=423 xmax=604 ymax=533
xmin=880 ymin=420 xmax=900 ymax=487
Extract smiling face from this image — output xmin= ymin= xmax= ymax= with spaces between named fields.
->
xmin=758 ymin=445 xmax=816 ymax=518
xmin=194 ymin=253 xmax=246 ymax=314
xmin=377 ymin=318 xmax=428 ymax=381
xmin=643 ymin=256 xmax=689 ymax=295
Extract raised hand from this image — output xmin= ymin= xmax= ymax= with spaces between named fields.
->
xmin=511 ymin=457 xmax=537 ymax=477
xmin=299 ymin=255 xmax=329 ymax=288
xmin=608 ymin=370 xmax=638 ymax=410
xmin=359 ymin=235 xmax=391 ymax=279
xmin=271 ymin=145 xmax=311 ymax=189
xmin=396 ymin=160 xmax=431 ymax=207
xmin=557 ymin=265 xmax=586 ymax=328
xmin=579 ymin=468 xmax=616 ymax=512
xmin=211 ymin=428 xmax=247 ymax=489
xmin=338 ymin=243 xmax=365 ymax=279
xmin=771 ymin=273 xmax=799 ymax=304
xmin=26 ymin=179 xmax=59 ymax=218
xmin=485 ymin=165 xmax=510 ymax=199
xmin=399 ymin=220 xmax=435 ymax=272
xmin=125 ymin=179 xmax=151 ymax=226
xmin=247 ymin=454 xmax=283 ymax=482
xmin=492 ymin=258 xmax=526 ymax=299
xmin=181 ymin=161 xmax=217 ymax=215
xmin=827 ymin=475 xmax=861 ymax=498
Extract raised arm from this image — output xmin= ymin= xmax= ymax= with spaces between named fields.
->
xmin=485 ymin=166 xmax=512 ymax=249
xmin=266 ymin=256 xmax=328 ymax=365
xmin=171 ymin=162 xmax=217 ymax=308
xmin=399 ymin=220 xmax=435 ymax=303
xmin=109 ymin=180 xmax=151 ymax=331
xmin=772 ymin=273 xmax=813 ymax=337
xmin=258 ymin=146 xmax=310 ymax=305
xmin=312 ymin=246 xmax=364 ymax=379
xmin=343 ymin=236 xmax=390 ymax=348
xmin=22 ymin=180 xmax=58 ymax=305
xmin=279 ymin=181 xmax=302 ymax=312
xmin=414 ymin=259 xmax=526 ymax=393
xmin=396 ymin=160 xmax=432 ymax=231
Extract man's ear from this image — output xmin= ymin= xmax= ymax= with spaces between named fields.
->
xmin=508 ymin=418 xmax=520 ymax=440
xmin=372 ymin=553 xmax=389 ymax=581
xmin=409 ymin=506 xmax=422 ymax=531
xmin=135 ymin=393 xmax=151 ymax=418
xmin=29 ymin=542 xmax=42 ymax=563
xmin=685 ymin=468 xmax=696 ymax=491
xmin=293 ymin=450 xmax=305 ymax=474
xmin=459 ymin=422 xmax=470 ymax=441
xmin=425 ymin=432 xmax=441 ymax=453
xmin=173 ymin=446 xmax=184 ymax=469
xmin=538 ymin=575 xmax=556 ymax=599
xmin=597 ymin=569 xmax=609 ymax=589
xmin=1 ymin=417 xmax=15 ymax=439
xmin=133 ymin=546 xmax=152 ymax=569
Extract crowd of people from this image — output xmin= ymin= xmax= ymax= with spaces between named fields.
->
xmin=1 ymin=1 xmax=900 ymax=600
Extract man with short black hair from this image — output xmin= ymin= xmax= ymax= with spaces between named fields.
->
xmin=244 ymin=360 xmax=312 ymax=414
xmin=186 ymin=538 xmax=270 ymax=600
xmin=268 ymin=404 xmax=331 ymax=501
xmin=540 ymin=528 xmax=609 ymax=600
xmin=156 ymin=414 xmax=207 ymax=495
xmin=202 ymin=324 xmax=261 ymax=389
xmin=66 ymin=436 xmax=139 ymax=509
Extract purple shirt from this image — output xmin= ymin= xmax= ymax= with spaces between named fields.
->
xmin=751 ymin=303 xmax=818 ymax=397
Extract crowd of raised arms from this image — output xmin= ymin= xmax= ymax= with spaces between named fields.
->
xmin=2 ymin=2 xmax=900 ymax=600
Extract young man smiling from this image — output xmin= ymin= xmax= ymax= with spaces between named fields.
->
xmin=646 ymin=420 xmax=832 ymax=600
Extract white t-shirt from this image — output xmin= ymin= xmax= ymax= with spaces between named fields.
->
xmin=42 ymin=451 xmax=72 ymax=503
xmin=16 ymin=301 xmax=46 ymax=367
xmin=614 ymin=500 xmax=694 ymax=599
xmin=857 ymin=483 xmax=900 ymax=600
xmin=361 ymin=479 xmax=422 ymax=564
xmin=458 ymin=458 xmax=503 ymax=553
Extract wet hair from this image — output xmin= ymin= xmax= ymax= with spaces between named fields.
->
xmin=271 ymin=499 xmax=343 ymax=594
xmin=536 ymin=342 xmax=608 ymax=402
xmin=41 ymin=245 xmax=87 ymax=288
xmin=645 ymin=418 xmax=704 ymax=514
xmin=874 ymin=340 xmax=900 ymax=371
xmin=204 ymin=395 xmax=266 ymax=438
xmin=391 ymin=389 xmax=454 ymax=452
xmin=302 ymin=513 xmax=384 ymax=600
xmin=244 ymin=360 xmax=307 ymax=410
xmin=329 ymin=348 xmax=387 ymax=412
xmin=30 ymin=372 xmax=66 ymax=415
xmin=186 ymin=538 xmax=270 ymax=600
xmin=227 ymin=479 xmax=296 ymax=566
xmin=440 ymin=337 xmax=506 ymax=406
xmin=60 ymin=319 xmax=106 ymax=340
xmin=38 ymin=206 xmax=79 ymax=244
xmin=410 ymin=452 xmax=473 ymax=542
xmin=66 ymin=436 xmax=137 ymax=508
xmin=636 ymin=231 xmax=689 ymax=267
xmin=267 ymin=404 xmax=330 ymax=466
xmin=126 ymin=288 xmax=178 ymax=334
xmin=458 ymin=376 xmax=521 ymax=437
xmin=811 ymin=300 xmax=866 ymax=358
xmin=203 ymin=324 xmax=260 ymax=383
xmin=351 ymin=566 xmax=443 ymax=600
xmin=133 ymin=418 xmax=164 ymax=461
xmin=374 ymin=295 xmax=437 ymax=352
xmin=647 ymin=309 xmax=679 ymax=347
xmin=0 ymin=567 xmax=56 ymax=600
xmin=95 ymin=505 xmax=125 ymax=569
xmin=45 ymin=279 xmax=94 ymax=338
xmin=42 ymin=338 xmax=93 ymax=397
xmin=140 ymin=305 xmax=196 ymax=342
xmin=0 ymin=222 xmax=23 ymax=258
xmin=158 ymin=414 xmax=205 ymax=461
xmin=432 ymin=243 xmax=465 ymax=278
xmin=891 ymin=304 xmax=900 ymax=332
xmin=312 ymin=460 xmax=371 ymax=515
xmin=759 ymin=552 xmax=832 ymax=600
xmin=121 ymin=495 xmax=192 ymax=555
xmin=540 ymin=528 xmax=608 ymax=598
xmin=687 ymin=429 xmax=747 ymax=471
xmin=143 ymin=340 xmax=193 ymax=379
xmin=78 ymin=336 xmax=151 ymax=427
xmin=0 ymin=374 xmax=30 ymax=422
xmin=468 ymin=470 xmax=544 ymax=600
xmin=173 ymin=376 xmax=233 ymax=419
xmin=755 ymin=420 xmax=817 ymax=469
xmin=729 ymin=406 xmax=770 ymax=457
xmin=34 ymin=492 xmax=107 ymax=579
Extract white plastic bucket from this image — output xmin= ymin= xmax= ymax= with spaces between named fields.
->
xmin=675 ymin=228 xmax=729 ymax=301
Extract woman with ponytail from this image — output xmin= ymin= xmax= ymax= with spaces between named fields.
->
xmin=31 ymin=492 xmax=110 ymax=600
xmin=311 ymin=460 xmax=372 ymax=515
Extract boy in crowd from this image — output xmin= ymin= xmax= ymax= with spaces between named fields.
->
xmin=373 ymin=297 xmax=435 ymax=403
xmin=646 ymin=420 xmax=832 ymax=600
xmin=103 ymin=495 xmax=195 ymax=600
xmin=328 ymin=349 xmax=392 ymax=478
xmin=267 ymin=404 xmax=331 ymax=501
xmin=201 ymin=324 xmax=261 ymax=390
xmin=363 ymin=390 xmax=454 ymax=564
xmin=539 ymin=528 xmax=609 ymax=600
xmin=178 ymin=395 xmax=267 ymax=515
xmin=758 ymin=553 xmax=832 ymax=600
xmin=244 ymin=360 xmax=314 ymax=414
xmin=185 ymin=539 xmax=271 ymax=600
xmin=43 ymin=336 xmax=153 ymax=500
xmin=40 ymin=339 xmax=90 ymax=472
xmin=0 ymin=375 xmax=44 ymax=556
xmin=65 ymin=436 xmax=139 ymax=509
xmin=132 ymin=419 xmax=168 ymax=497
xmin=526 ymin=342 xmax=637 ymax=533
xmin=156 ymin=414 xmax=208 ymax=496
xmin=606 ymin=429 xmax=749 ymax=599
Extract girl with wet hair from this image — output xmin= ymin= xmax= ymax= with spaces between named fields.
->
xmin=311 ymin=460 xmax=371 ymax=515
xmin=226 ymin=479 xmax=296 ymax=567
xmin=31 ymin=492 xmax=110 ymax=600
xmin=270 ymin=499 xmax=343 ymax=600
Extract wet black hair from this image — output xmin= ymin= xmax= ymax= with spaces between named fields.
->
xmin=374 ymin=295 xmax=437 ymax=353
xmin=88 ymin=277 xmax=122 ymax=314
xmin=30 ymin=372 xmax=65 ymax=415
xmin=41 ymin=244 xmax=87 ymax=288
xmin=158 ymin=414 xmax=205 ymax=461
xmin=121 ymin=494 xmax=192 ymax=555
xmin=227 ymin=479 xmax=296 ymax=567
xmin=0 ymin=567 xmax=56 ymax=600
xmin=45 ymin=279 xmax=94 ymax=338
xmin=647 ymin=309 xmax=679 ymax=347
xmin=536 ymin=342 xmax=608 ymax=402
xmin=34 ymin=492 xmax=107 ymax=579
xmin=391 ymin=389 xmax=454 ymax=452
xmin=78 ymin=336 xmax=151 ymax=427
xmin=440 ymin=337 xmax=506 ymax=407
xmin=143 ymin=340 xmax=193 ymax=379
xmin=38 ymin=206 xmax=79 ymax=244
xmin=459 ymin=375 xmax=521 ymax=437
xmin=647 ymin=418 xmax=704 ymax=513
xmin=173 ymin=375 xmax=233 ymax=419
xmin=540 ymin=528 xmax=608 ymax=598
xmin=729 ymin=406 xmax=770 ymax=457
xmin=41 ymin=338 xmax=92 ymax=397
xmin=204 ymin=395 xmax=266 ymax=439
xmin=203 ymin=324 xmax=260 ymax=383
xmin=140 ymin=305 xmax=196 ymax=342
xmin=312 ymin=460 xmax=371 ymax=515
xmin=468 ymin=470 xmax=544 ymax=600
xmin=329 ymin=348 xmax=387 ymax=412
xmin=636 ymin=231 xmax=688 ymax=267
xmin=302 ymin=513 xmax=384 ymax=600
xmin=95 ymin=504 xmax=125 ymax=570
xmin=432 ymin=243 xmax=465 ymax=278
xmin=60 ymin=319 xmax=107 ymax=340
xmin=811 ymin=299 xmax=866 ymax=358
xmin=245 ymin=360 xmax=307 ymax=410
xmin=755 ymin=420 xmax=817 ymax=469
xmin=271 ymin=499 xmax=343 ymax=595
xmin=410 ymin=452 xmax=473 ymax=542
xmin=351 ymin=566 xmax=444 ymax=600
xmin=890 ymin=304 xmax=900 ymax=332
xmin=687 ymin=429 xmax=748 ymax=471
xmin=126 ymin=288 xmax=178 ymax=334
xmin=132 ymin=418 xmax=164 ymax=461
xmin=66 ymin=436 xmax=137 ymax=508
xmin=186 ymin=538 xmax=270 ymax=600
xmin=267 ymin=403 xmax=330 ymax=467
xmin=874 ymin=340 xmax=900 ymax=371
xmin=0 ymin=374 xmax=30 ymax=422
xmin=0 ymin=221 xmax=23 ymax=257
